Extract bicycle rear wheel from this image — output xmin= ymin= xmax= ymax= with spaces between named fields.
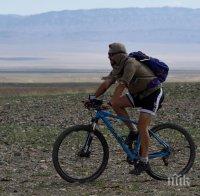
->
xmin=147 ymin=123 xmax=196 ymax=180
xmin=52 ymin=125 xmax=109 ymax=183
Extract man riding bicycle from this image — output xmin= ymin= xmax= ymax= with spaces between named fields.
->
xmin=89 ymin=43 xmax=164 ymax=175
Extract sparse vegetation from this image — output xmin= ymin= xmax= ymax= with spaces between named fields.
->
xmin=0 ymin=82 xmax=199 ymax=195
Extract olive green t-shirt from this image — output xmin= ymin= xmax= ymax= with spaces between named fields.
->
xmin=107 ymin=58 xmax=156 ymax=95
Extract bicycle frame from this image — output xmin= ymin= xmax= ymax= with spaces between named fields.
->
xmin=92 ymin=109 xmax=170 ymax=161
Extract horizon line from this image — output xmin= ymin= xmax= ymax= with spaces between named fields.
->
xmin=0 ymin=6 xmax=199 ymax=17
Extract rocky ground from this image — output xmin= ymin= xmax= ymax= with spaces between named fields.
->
xmin=0 ymin=82 xmax=199 ymax=195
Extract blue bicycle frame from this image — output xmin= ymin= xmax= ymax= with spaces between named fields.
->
xmin=94 ymin=109 xmax=170 ymax=161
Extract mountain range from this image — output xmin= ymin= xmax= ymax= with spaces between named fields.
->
xmin=0 ymin=7 xmax=200 ymax=44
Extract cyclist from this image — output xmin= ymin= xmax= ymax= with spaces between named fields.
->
xmin=89 ymin=43 xmax=164 ymax=175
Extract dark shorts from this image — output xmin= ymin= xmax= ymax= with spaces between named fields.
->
xmin=126 ymin=88 xmax=164 ymax=115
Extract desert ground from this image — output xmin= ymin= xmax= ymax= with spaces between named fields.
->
xmin=0 ymin=82 xmax=199 ymax=195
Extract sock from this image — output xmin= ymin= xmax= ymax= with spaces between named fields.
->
xmin=139 ymin=156 xmax=148 ymax=163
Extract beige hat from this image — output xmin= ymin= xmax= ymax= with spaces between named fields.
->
xmin=108 ymin=43 xmax=127 ymax=54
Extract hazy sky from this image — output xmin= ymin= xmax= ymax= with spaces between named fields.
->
xmin=0 ymin=0 xmax=200 ymax=15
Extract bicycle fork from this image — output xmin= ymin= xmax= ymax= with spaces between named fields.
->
xmin=78 ymin=124 xmax=95 ymax=158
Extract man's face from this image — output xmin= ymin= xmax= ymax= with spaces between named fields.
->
xmin=108 ymin=53 xmax=117 ymax=66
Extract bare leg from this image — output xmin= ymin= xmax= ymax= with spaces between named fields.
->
xmin=137 ymin=112 xmax=152 ymax=159
xmin=111 ymin=95 xmax=136 ymax=132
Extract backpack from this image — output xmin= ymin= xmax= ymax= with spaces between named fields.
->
xmin=129 ymin=51 xmax=169 ymax=88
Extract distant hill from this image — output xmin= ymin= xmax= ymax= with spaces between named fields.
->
xmin=0 ymin=7 xmax=200 ymax=44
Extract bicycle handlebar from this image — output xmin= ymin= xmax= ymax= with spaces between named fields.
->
xmin=83 ymin=98 xmax=111 ymax=110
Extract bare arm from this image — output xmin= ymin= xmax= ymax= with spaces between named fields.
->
xmin=95 ymin=79 xmax=113 ymax=98
xmin=111 ymin=83 xmax=126 ymax=104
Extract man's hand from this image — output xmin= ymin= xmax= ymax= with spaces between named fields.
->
xmin=83 ymin=94 xmax=96 ymax=109
xmin=83 ymin=96 xmax=103 ymax=109
xmin=83 ymin=99 xmax=92 ymax=109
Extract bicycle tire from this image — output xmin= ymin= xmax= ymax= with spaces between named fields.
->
xmin=52 ymin=124 xmax=109 ymax=183
xmin=147 ymin=123 xmax=196 ymax=180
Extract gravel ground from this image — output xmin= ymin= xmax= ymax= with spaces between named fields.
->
xmin=0 ymin=82 xmax=199 ymax=195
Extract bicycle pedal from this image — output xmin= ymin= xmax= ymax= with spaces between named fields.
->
xmin=162 ymin=157 xmax=169 ymax=166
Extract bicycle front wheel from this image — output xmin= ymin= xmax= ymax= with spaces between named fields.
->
xmin=52 ymin=125 xmax=109 ymax=183
xmin=147 ymin=123 xmax=196 ymax=180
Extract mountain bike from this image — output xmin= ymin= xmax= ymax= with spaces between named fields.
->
xmin=52 ymin=98 xmax=196 ymax=183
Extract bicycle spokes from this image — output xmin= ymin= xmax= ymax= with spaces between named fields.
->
xmin=52 ymin=126 xmax=109 ymax=182
xmin=147 ymin=124 xmax=195 ymax=180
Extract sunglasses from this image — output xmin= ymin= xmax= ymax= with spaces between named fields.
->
xmin=108 ymin=52 xmax=120 ymax=57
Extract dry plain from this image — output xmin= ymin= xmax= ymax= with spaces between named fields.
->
xmin=0 ymin=81 xmax=199 ymax=195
